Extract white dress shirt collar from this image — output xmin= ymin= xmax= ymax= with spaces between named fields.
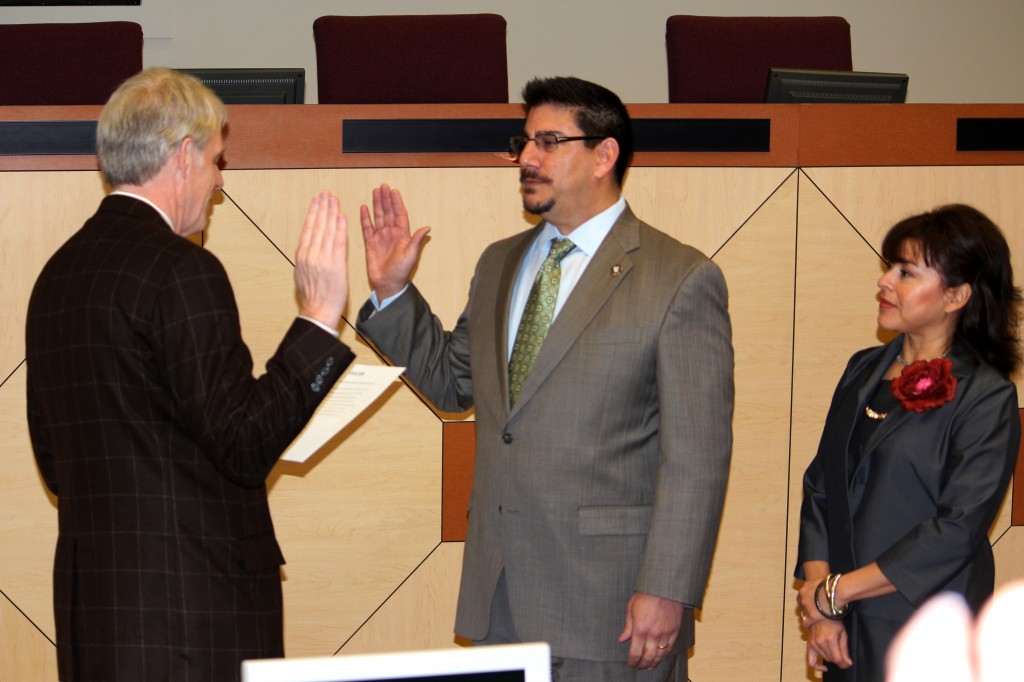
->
xmin=110 ymin=190 xmax=175 ymax=231
xmin=507 ymin=197 xmax=628 ymax=359
xmin=540 ymin=196 xmax=627 ymax=257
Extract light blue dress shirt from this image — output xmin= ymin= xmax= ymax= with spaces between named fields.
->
xmin=505 ymin=197 xmax=626 ymax=359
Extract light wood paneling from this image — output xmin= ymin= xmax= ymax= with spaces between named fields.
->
xmin=221 ymin=168 xmax=527 ymax=339
xmin=625 ymin=167 xmax=794 ymax=257
xmin=3 ymin=128 xmax=1023 ymax=680
xmin=993 ymin=526 xmax=1024 ymax=592
xmin=0 ymin=365 xmax=57 ymax=639
xmin=0 ymin=171 xmax=107 ymax=376
xmin=0 ymin=596 xmax=57 ymax=682
xmin=205 ymin=186 xmax=445 ymax=656
xmin=269 ymin=386 xmax=442 ymax=657
xmin=340 ymin=542 xmax=465 ymax=655
xmin=690 ymin=175 xmax=799 ymax=680
xmin=804 ymin=165 xmax=1024 ymax=271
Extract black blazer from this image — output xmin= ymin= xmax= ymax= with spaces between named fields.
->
xmin=797 ymin=336 xmax=1019 ymax=621
xmin=26 ymin=195 xmax=353 ymax=681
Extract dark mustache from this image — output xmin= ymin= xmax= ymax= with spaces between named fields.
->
xmin=519 ymin=169 xmax=551 ymax=184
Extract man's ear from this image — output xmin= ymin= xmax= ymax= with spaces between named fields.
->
xmin=594 ymin=137 xmax=619 ymax=181
xmin=945 ymin=282 xmax=972 ymax=313
xmin=175 ymin=137 xmax=195 ymax=178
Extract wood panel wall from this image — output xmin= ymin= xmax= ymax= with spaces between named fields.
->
xmin=2 ymin=105 xmax=1022 ymax=682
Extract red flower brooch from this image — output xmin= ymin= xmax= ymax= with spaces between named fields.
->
xmin=890 ymin=357 xmax=957 ymax=413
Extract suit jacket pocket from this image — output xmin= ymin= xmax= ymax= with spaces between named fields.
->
xmin=578 ymin=505 xmax=652 ymax=536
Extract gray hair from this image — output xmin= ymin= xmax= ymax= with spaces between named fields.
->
xmin=96 ymin=67 xmax=227 ymax=187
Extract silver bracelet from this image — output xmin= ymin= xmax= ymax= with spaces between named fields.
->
xmin=813 ymin=574 xmax=851 ymax=620
xmin=825 ymin=573 xmax=851 ymax=619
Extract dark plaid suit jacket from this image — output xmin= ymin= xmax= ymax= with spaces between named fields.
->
xmin=26 ymin=195 xmax=353 ymax=682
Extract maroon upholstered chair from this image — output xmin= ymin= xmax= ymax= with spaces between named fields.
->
xmin=313 ymin=14 xmax=508 ymax=104
xmin=0 ymin=22 xmax=143 ymax=106
xmin=666 ymin=15 xmax=852 ymax=103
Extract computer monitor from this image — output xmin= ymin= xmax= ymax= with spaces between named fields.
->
xmin=241 ymin=642 xmax=551 ymax=682
xmin=179 ymin=68 xmax=305 ymax=104
xmin=0 ymin=1 xmax=139 ymax=4
xmin=764 ymin=68 xmax=909 ymax=103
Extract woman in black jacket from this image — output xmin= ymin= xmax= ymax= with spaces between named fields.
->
xmin=795 ymin=204 xmax=1021 ymax=681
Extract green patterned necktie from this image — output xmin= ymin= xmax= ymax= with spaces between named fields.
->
xmin=508 ymin=237 xmax=576 ymax=406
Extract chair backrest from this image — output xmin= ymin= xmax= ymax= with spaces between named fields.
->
xmin=0 ymin=22 xmax=143 ymax=106
xmin=313 ymin=14 xmax=508 ymax=104
xmin=666 ymin=15 xmax=852 ymax=103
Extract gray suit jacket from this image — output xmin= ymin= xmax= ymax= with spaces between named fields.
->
xmin=358 ymin=206 xmax=734 ymax=661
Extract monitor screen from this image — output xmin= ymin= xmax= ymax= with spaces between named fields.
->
xmin=179 ymin=68 xmax=305 ymax=104
xmin=0 ymin=1 xmax=139 ymax=4
xmin=765 ymin=68 xmax=909 ymax=104
xmin=241 ymin=642 xmax=551 ymax=682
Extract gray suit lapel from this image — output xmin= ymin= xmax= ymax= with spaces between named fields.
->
xmin=509 ymin=209 xmax=641 ymax=416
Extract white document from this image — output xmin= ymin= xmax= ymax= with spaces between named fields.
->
xmin=280 ymin=364 xmax=405 ymax=463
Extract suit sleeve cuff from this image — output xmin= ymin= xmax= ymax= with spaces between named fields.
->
xmin=296 ymin=315 xmax=338 ymax=337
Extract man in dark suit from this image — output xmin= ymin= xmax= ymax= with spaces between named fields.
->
xmin=357 ymin=77 xmax=734 ymax=681
xmin=26 ymin=68 xmax=354 ymax=682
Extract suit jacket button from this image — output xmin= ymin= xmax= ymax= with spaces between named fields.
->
xmin=502 ymin=433 xmax=513 ymax=444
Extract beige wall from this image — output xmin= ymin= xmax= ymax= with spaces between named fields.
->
xmin=2 ymin=160 xmax=1022 ymax=680
xmin=2 ymin=0 xmax=1023 ymax=104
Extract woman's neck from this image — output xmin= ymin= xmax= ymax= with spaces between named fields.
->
xmin=899 ymin=334 xmax=953 ymax=364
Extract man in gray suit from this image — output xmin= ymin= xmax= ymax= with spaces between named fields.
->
xmin=357 ymin=76 xmax=733 ymax=681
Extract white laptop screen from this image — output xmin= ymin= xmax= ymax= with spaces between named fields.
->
xmin=241 ymin=642 xmax=551 ymax=682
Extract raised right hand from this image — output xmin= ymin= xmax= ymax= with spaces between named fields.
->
xmin=360 ymin=184 xmax=431 ymax=300
xmin=294 ymin=190 xmax=348 ymax=330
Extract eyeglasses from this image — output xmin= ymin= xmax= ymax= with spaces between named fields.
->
xmin=508 ymin=133 xmax=605 ymax=159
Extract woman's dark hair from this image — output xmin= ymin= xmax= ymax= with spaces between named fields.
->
xmin=521 ymin=76 xmax=634 ymax=187
xmin=881 ymin=203 xmax=1022 ymax=378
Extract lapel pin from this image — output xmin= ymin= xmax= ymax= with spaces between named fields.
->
xmin=611 ymin=264 xmax=622 ymax=277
